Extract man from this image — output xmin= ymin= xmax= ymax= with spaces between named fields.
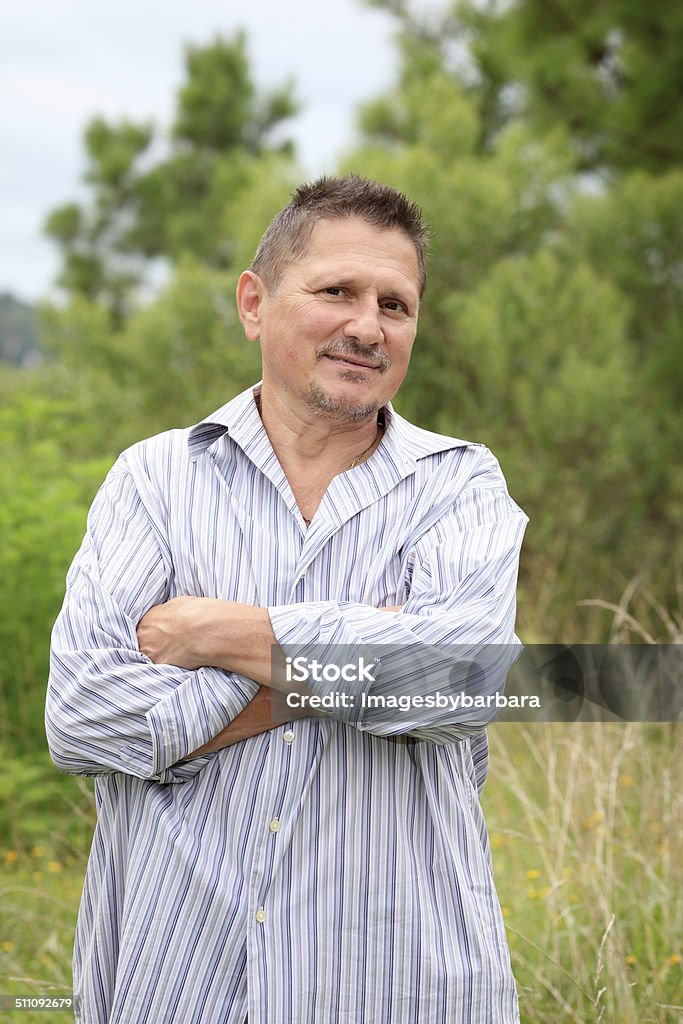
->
xmin=47 ymin=175 xmax=528 ymax=1023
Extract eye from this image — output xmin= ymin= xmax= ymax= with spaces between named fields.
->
xmin=381 ymin=298 xmax=407 ymax=314
xmin=322 ymin=286 xmax=344 ymax=297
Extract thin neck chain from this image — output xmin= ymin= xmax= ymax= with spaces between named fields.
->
xmin=347 ymin=418 xmax=384 ymax=469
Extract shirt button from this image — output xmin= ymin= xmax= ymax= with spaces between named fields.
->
xmin=255 ymin=908 xmax=266 ymax=924
xmin=269 ymin=818 xmax=281 ymax=833
xmin=283 ymin=730 xmax=295 ymax=744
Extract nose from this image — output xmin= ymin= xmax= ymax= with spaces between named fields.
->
xmin=343 ymin=297 xmax=384 ymax=346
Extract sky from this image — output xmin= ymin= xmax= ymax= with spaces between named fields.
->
xmin=1 ymin=0 xmax=406 ymax=303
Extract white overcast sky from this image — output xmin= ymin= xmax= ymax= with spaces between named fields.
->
xmin=1 ymin=0 xmax=412 ymax=302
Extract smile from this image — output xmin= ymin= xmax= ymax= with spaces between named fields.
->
xmin=323 ymin=354 xmax=382 ymax=371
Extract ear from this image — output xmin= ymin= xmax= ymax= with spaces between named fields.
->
xmin=236 ymin=271 xmax=266 ymax=342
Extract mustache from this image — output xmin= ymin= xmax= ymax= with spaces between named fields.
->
xmin=317 ymin=340 xmax=390 ymax=373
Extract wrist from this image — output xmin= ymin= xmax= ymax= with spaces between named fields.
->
xmin=197 ymin=598 xmax=235 ymax=668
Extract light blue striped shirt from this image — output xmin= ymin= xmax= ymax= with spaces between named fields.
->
xmin=47 ymin=384 xmax=528 ymax=1023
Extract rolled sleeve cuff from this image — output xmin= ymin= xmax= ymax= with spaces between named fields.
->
xmin=146 ymin=667 xmax=259 ymax=779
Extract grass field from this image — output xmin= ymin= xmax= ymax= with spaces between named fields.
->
xmin=1 ymin=723 xmax=681 ymax=1023
xmin=484 ymin=722 xmax=682 ymax=1023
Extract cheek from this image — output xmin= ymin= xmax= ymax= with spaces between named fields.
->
xmin=388 ymin=331 xmax=415 ymax=370
xmin=307 ymin=308 xmax=343 ymax=338
xmin=280 ymin=313 xmax=342 ymax=361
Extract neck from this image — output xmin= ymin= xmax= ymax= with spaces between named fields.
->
xmin=255 ymin=382 xmax=383 ymax=471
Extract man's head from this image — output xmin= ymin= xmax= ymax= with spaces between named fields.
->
xmin=250 ymin=175 xmax=429 ymax=298
xmin=237 ymin=176 xmax=428 ymax=424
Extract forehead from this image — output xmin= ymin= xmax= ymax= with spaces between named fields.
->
xmin=290 ymin=216 xmax=420 ymax=295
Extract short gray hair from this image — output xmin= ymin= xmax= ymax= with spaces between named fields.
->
xmin=250 ymin=175 xmax=429 ymax=296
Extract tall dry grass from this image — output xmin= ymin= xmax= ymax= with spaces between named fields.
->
xmin=487 ymin=721 xmax=682 ymax=1022
xmin=487 ymin=578 xmax=683 ymax=1022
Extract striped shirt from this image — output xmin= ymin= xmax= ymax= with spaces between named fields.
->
xmin=46 ymin=384 xmax=528 ymax=1023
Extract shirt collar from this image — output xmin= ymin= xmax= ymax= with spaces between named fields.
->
xmin=188 ymin=384 xmax=266 ymax=460
xmin=187 ymin=383 xmax=474 ymax=470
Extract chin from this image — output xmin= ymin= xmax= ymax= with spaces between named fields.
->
xmin=303 ymin=382 xmax=381 ymax=422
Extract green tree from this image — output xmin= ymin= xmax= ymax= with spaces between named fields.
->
xmin=39 ymin=158 xmax=297 ymax=456
xmin=44 ymin=32 xmax=298 ymax=323
xmin=458 ymin=0 xmax=683 ymax=173
xmin=367 ymin=0 xmax=683 ymax=174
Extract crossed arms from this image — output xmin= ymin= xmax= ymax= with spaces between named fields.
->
xmin=46 ymin=448 xmax=527 ymax=782
xmin=136 ymin=597 xmax=401 ymax=756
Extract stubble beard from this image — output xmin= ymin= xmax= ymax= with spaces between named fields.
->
xmin=302 ymin=379 xmax=381 ymax=423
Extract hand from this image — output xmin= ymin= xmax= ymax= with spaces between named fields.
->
xmin=137 ymin=596 xmax=276 ymax=683
xmin=185 ymin=685 xmax=318 ymax=757
xmin=137 ymin=596 xmax=210 ymax=668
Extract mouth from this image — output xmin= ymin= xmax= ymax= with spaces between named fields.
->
xmin=323 ymin=354 xmax=382 ymax=371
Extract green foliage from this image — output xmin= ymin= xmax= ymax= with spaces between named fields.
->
xmin=359 ymin=45 xmax=480 ymax=159
xmin=439 ymin=252 xmax=655 ymax=611
xmin=44 ymin=32 xmax=298 ymax=322
xmin=471 ymin=0 xmax=683 ymax=173
xmin=107 ymin=259 xmax=262 ymax=441
xmin=485 ymin=722 xmax=683 ymax=1024
xmin=0 ymin=387 xmax=111 ymax=749
xmin=174 ymin=32 xmax=295 ymax=154
xmin=367 ymin=0 xmax=683 ymax=173
xmin=0 ymin=743 xmax=94 ymax=851
xmin=83 ymin=117 xmax=153 ymax=189
xmin=564 ymin=171 xmax=683 ymax=541
xmin=38 ymin=156 xmax=296 ymax=454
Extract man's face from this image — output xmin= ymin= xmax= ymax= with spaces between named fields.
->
xmin=238 ymin=216 xmax=421 ymax=422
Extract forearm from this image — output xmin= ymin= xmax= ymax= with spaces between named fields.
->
xmin=184 ymin=684 xmax=321 ymax=757
xmin=137 ymin=587 xmax=519 ymax=744
xmin=136 ymin=598 xmax=401 ymax=693
xmin=138 ymin=599 xmax=402 ymax=757
xmin=47 ymin=651 xmax=258 ymax=780
xmin=137 ymin=598 xmax=289 ymax=688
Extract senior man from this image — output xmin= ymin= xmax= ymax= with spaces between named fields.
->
xmin=47 ymin=175 xmax=528 ymax=1023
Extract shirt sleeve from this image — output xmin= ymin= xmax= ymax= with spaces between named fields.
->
xmin=45 ymin=456 xmax=258 ymax=783
xmin=268 ymin=449 xmax=528 ymax=742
